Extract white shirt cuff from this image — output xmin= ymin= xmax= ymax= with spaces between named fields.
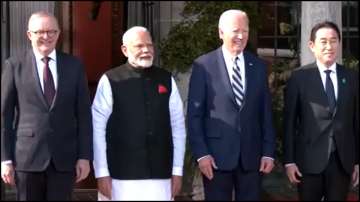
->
xmin=172 ymin=166 xmax=183 ymax=176
xmin=197 ymin=155 xmax=211 ymax=162
xmin=1 ymin=160 xmax=12 ymax=166
xmin=285 ymin=163 xmax=296 ymax=167
xmin=262 ymin=156 xmax=274 ymax=161
xmin=94 ymin=167 xmax=110 ymax=178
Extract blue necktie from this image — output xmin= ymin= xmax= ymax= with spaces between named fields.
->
xmin=232 ymin=57 xmax=244 ymax=107
xmin=42 ymin=57 xmax=55 ymax=106
xmin=324 ymin=69 xmax=337 ymax=154
xmin=324 ymin=70 xmax=336 ymax=114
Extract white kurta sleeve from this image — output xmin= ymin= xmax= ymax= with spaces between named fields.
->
xmin=92 ymin=75 xmax=113 ymax=178
xmin=169 ymin=77 xmax=186 ymax=176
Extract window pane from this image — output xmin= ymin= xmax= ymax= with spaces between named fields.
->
xmin=258 ymin=37 xmax=275 ymax=48
xmin=258 ymin=4 xmax=275 ymax=35
xmin=349 ymin=4 xmax=358 ymax=26
xmin=278 ymin=38 xmax=291 ymax=49
xmin=349 ymin=38 xmax=359 ymax=57
xmin=257 ymin=1 xmax=299 ymax=52
xmin=342 ymin=1 xmax=359 ymax=60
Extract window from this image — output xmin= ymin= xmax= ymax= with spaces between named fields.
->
xmin=257 ymin=1 xmax=300 ymax=58
xmin=342 ymin=1 xmax=359 ymax=61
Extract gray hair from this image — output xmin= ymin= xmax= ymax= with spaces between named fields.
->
xmin=218 ymin=9 xmax=249 ymax=30
xmin=122 ymin=26 xmax=150 ymax=45
xmin=28 ymin=11 xmax=59 ymax=30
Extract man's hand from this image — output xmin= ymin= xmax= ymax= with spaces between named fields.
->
xmin=286 ymin=164 xmax=302 ymax=184
xmin=171 ymin=175 xmax=182 ymax=199
xmin=198 ymin=155 xmax=218 ymax=180
xmin=352 ymin=164 xmax=359 ymax=187
xmin=75 ymin=159 xmax=90 ymax=183
xmin=1 ymin=163 xmax=15 ymax=185
xmin=97 ymin=176 xmax=112 ymax=200
xmin=259 ymin=157 xmax=274 ymax=174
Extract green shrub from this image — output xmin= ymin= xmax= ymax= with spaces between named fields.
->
xmin=160 ymin=1 xmax=261 ymax=73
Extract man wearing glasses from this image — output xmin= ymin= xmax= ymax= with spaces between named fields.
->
xmin=1 ymin=11 xmax=93 ymax=200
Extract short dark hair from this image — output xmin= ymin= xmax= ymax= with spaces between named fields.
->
xmin=310 ymin=21 xmax=341 ymax=42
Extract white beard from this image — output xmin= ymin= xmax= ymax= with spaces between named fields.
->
xmin=129 ymin=55 xmax=153 ymax=68
xmin=137 ymin=58 xmax=153 ymax=67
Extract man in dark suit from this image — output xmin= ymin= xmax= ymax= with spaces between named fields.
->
xmin=283 ymin=21 xmax=359 ymax=201
xmin=187 ymin=9 xmax=276 ymax=200
xmin=1 ymin=11 xmax=93 ymax=200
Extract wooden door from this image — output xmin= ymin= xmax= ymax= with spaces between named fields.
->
xmin=71 ymin=1 xmax=126 ymax=189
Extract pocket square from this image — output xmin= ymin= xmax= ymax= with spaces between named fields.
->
xmin=158 ymin=84 xmax=168 ymax=94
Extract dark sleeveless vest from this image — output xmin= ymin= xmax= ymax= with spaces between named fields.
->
xmin=105 ymin=63 xmax=173 ymax=179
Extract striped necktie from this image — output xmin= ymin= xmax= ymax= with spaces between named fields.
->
xmin=232 ymin=57 xmax=244 ymax=107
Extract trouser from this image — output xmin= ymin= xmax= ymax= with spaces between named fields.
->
xmin=298 ymin=151 xmax=351 ymax=201
xmin=15 ymin=160 xmax=75 ymax=201
xmin=203 ymin=164 xmax=261 ymax=201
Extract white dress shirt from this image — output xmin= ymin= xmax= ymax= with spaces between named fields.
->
xmin=317 ymin=61 xmax=338 ymax=100
xmin=222 ymin=45 xmax=246 ymax=93
xmin=33 ymin=49 xmax=58 ymax=92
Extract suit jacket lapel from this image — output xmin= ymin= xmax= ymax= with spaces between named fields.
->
xmin=216 ymin=48 xmax=239 ymax=108
xmin=242 ymin=52 xmax=255 ymax=110
xmin=50 ymin=51 xmax=63 ymax=110
xmin=28 ymin=50 xmax=49 ymax=109
xmin=334 ymin=64 xmax=346 ymax=116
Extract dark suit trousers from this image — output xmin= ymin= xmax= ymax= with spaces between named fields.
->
xmin=203 ymin=164 xmax=261 ymax=201
xmin=298 ymin=151 xmax=351 ymax=201
xmin=15 ymin=160 xmax=75 ymax=201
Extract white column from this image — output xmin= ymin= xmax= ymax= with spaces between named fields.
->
xmin=301 ymin=1 xmax=342 ymax=66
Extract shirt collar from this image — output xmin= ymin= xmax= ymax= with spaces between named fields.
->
xmin=33 ymin=48 xmax=57 ymax=63
xmin=316 ymin=61 xmax=336 ymax=74
xmin=222 ymin=45 xmax=243 ymax=63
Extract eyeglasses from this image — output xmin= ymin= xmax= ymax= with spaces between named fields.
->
xmin=30 ymin=30 xmax=59 ymax=37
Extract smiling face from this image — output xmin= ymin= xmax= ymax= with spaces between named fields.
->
xmin=27 ymin=14 xmax=60 ymax=56
xmin=219 ymin=11 xmax=249 ymax=56
xmin=121 ymin=30 xmax=154 ymax=68
xmin=309 ymin=27 xmax=339 ymax=67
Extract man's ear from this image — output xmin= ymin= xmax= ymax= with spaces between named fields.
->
xmin=26 ymin=31 xmax=32 ymax=41
xmin=121 ymin=45 xmax=128 ymax=57
xmin=219 ymin=28 xmax=223 ymax=40
xmin=308 ymin=41 xmax=314 ymax=52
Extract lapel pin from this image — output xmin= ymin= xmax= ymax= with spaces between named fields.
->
xmin=342 ymin=78 xmax=346 ymax=84
xmin=249 ymin=63 xmax=253 ymax=66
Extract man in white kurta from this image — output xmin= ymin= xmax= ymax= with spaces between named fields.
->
xmin=92 ymin=26 xmax=186 ymax=201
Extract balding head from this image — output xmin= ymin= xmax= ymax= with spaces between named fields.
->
xmin=28 ymin=11 xmax=59 ymax=31
xmin=218 ymin=9 xmax=249 ymax=31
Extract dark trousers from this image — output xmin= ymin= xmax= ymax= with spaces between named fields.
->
xmin=203 ymin=163 xmax=261 ymax=201
xmin=15 ymin=160 xmax=75 ymax=201
xmin=298 ymin=151 xmax=351 ymax=201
